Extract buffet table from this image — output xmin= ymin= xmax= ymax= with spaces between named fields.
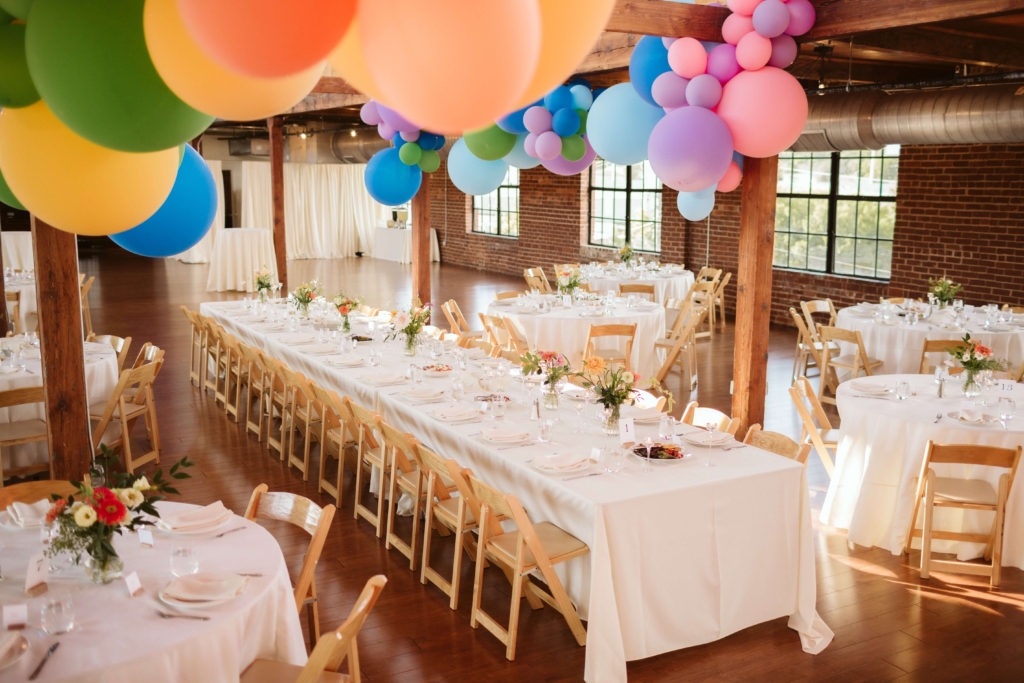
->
xmin=1 ymin=231 xmax=33 ymax=271
xmin=580 ymin=263 xmax=694 ymax=304
xmin=200 ymin=300 xmax=832 ymax=683
xmin=0 ymin=501 xmax=306 ymax=682
xmin=206 ymin=228 xmax=278 ymax=293
xmin=372 ymin=227 xmax=440 ymax=264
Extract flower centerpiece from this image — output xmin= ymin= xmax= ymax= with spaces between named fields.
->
xmin=288 ymin=279 xmax=322 ymax=316
xmin=928 ymin=277 xmax=962 ymax=306
xmin=332 ymin=293 xmax=359 ymax=333
xmin=576 ymin=357 xmax=640 ymax=434
xmin=521 ymin=350 xmax=573 ymax=409
xmin=948 ymin=333 xmax=1006 ymax=397
xmin=253 ymin=267 xmax=280 ymax=303
xmin=387 ymin=300 xmax=431 ymax=355
xmin=619 ymin=243 xmax=635 ymax=265
xmin=556 ymin=270 xmax=582 ymax=298
xmin=46 ymin=448 xmax=194 ymax=583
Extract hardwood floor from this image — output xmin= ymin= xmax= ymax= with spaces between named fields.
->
xmin=76 ymin=248 xmax=1024 ymax=681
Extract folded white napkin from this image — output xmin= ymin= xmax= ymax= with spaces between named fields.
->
xmin=533 ymin=452 xmax=587 ymax=471
xmin=621 ymin=404 xmax=661 ymax=423
xmin=275 ymin=334 xmax=315 ymax=345
xmin=560 ymin=385 xmax=589 ymax=400
xmin=481 ymin=428 xmax=531 ymax=443
xmin=303 ymin=343 xmax=338 ymax=355
xmin=405 ymin=388 xmax=446 ymax=401
xmin=325 ymin=354 xmax=364 ymax=367
xmin=359 ymin=373 xmax=406 ymax=386
xmin=959 ymin=408 xmax=985 ymax=423
xmin=164 ymin=572 xmax=246 ymax=602
xmin=432 ymin=405 xmax=479 ymax=422
xmin=7 ymin=499 xmax=50 ymax=528
xmin=849 ymin=380 xmax=889 ymax=396
xmin=682 ymin=430 xmax=733 ymax=447
xmin=160 ymin=501 xmax=231 ymax=533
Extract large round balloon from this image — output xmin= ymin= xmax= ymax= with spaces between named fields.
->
xmin=0 ymin=166 xmax=25 ymax=210
xmin=496 ymin=104 xmax=533 ymax=135
xmin=677 ymin=187 xmax=716 ymax=222
xmin=464 ymin=124 xmax=516 ymax=161
xmin=327 ymin=16 xmax=386 ymax=101
xmin=716 ymin=66 xmax=808 ymax=158
xmin=176 ymin=0 xmax=355 ymax=78
xmin=447 ymin=138 xmax=508 ymax=195
xmin=365 ymin=147 xmax=422 ymax=206
xmin=144 ymin=0 xmax=322 ymax=121
xmin=504 ymin=133 xmax=541 ymax=170
xmin=541 ymin=136 xmax=596 ymax=176
xmin=0 ymin=0 xmax=30 ymax=20
xmin=360 ymin=0 xmax=541 ymax=134
xmin=0 ymin=101 xmax=179 ymax=235
xmin=109 ymin=145 xmax=216 ymax=257
xmin=648 ymin=106 xmax=733 ymax=192
xmin=0 ymin=23 xmax=39 ymax=108
xmin=629 ymin=36 xmax=671 ymax=107
xmin=587 ymin=82 xmax=664 ymax=166
xmin=26 ymin=0 xmax=214 ymax=152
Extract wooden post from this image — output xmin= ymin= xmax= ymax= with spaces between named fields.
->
xmin=268 ymin=117 xmax=288 ymax=291
xmin=410 ymin=173 xmax=432 ymax=306
xmin=0 ymin=234 xmax=8 ymax=335
xmin=731 ymin=155 xmax=778 ymax=434
xmin=31 ymin=216 xmax=92 ymax=480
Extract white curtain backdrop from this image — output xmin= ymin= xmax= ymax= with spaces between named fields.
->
xmin=239 ymin=161 xmax=385 ymax=259
xmin=175 ymin=158 xmax=225 ymax=263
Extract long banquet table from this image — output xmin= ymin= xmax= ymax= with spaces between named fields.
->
xmin=201 ymin=300 xmax=832 ymax=682
xmin=0 ymin=501 xmax=306 ymax=682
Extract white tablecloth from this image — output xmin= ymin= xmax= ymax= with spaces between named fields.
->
xmin=581 ymin=264 xmax=694 ymax=304
xmin=206 ymin=228 xmax=278 ymax=293
xmin=1 ymin=231 xmax=33 ymax=271
xmin=201 ymin=300 xmax=832 ymax=683
xmin=821 ymin=373 xmax=1024 ymax=564
xmin=486 ymin=298 xmax=665 ymax=381
xmin=372 ymin=227 xmax=440 ymax=264
xmin=4 ymin=275 xmax=37 ymax=333
xmin=0 ymin=501 xmax=306 ymax=682
xmin=0 ymin=340 xmax=119 ymax=473
xmin=836 ymin=304 xmax=1024 ymax=375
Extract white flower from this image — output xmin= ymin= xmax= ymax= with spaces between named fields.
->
xmin=73 ymin=505 xmax=97 ymax=528
xmin=117 ymin=488 xmax=145 ymax=508
xmin=393 ymin=311 xmax=411 ymax=329
xmin=132 ymin=476 xmax=151 ymax=491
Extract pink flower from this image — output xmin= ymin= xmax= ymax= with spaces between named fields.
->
xmin=393 ymin=311 xmax=411 ymax=328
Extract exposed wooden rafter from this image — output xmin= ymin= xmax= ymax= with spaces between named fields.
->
xmin=806 ymin=0 xmax=1024 ymax=40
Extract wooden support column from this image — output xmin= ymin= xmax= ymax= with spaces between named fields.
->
xmin=0 ymin=235 xmax=8 ymax=335
xmin=730 ymin=155 xmax=779 ymax=435
xmin=31 ymin=216 xmax=92 ymax=480
xmin=410 ymin=173 xmax=432 ymax=306
xmin=267 ymin=117 xmax=288 ymax=291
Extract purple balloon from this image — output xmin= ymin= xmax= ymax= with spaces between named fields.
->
xmin=377 ymin=121 xmax=396 ymax=140
xmin=768 ymin=35 xmax=798 ymax=68
xmin=523 ymin=132 xmax=539 ymax=158
xmin=651 ymin=72 xmax=689 ymax=109
xmin=752 ymin=0 xmax=790 ymax=38
xmin=786 ymin=0 xmax=816 ymax=36
xmin=661 ymin=37 xmax=676 ymax=50
xmin=360 ymin=101 xmax=381 ymax=125
xmin=542 ymin=136 xmax=597 ymax=176
xmin=685 ymin=74 xmax=723 ymax=109
xmin=376 ymin=103 xmax=420 ymax=134
xmin=648 ymin=106 xmax=734 ymax=192
xmin=400 ymin=129 xmax=420 ymax=142
xmin=534 ymin=131 xmax=562 ymax=160
xmin=706 ymin=44 xmax=741 ymax=84
xmin=523 ymin=105 xmax=553 ymax=134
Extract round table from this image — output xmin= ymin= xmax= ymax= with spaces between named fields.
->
xmin=836 ymin=304 xmax=1024 ymax=374
xmin=0 ymin=501 xmax=306 ymax=682
xmin=486 ymin=297 xmax=666 ymax=380
xmin=4 ymin=275 xmax=37 ymax=334
xmin=821 ymin=373 xmax=1024 ymax=565
xmin=206 ymin=228 xmax=278 ymax=293
xmin=579 ymin=263 xmax=693 ymax=304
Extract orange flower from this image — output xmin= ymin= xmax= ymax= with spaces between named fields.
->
xmin=583 ymin=356 xmax=605 ymax=374
xmin=338 ymin=305 xmax=350 ymax=315
xmin=45 ymin=498 xmax=67 ymax=525
xmin=976 ymin=344 xmax=992 ymax=357
xmin=630 ymin=372 xmax=640 ymax=385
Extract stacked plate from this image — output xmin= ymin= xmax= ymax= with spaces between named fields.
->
xmin=681 ymin=430 xmax=734 ymax=448
xmin=532 ymin=452 xmax=589 ymax=474
xmin=156 ymin=501 xmax=233 ymax=535
xmin=480 ymin=427 xmax=532 ymax=445
xmin=159 ymin=572 xmax=248 ymax=610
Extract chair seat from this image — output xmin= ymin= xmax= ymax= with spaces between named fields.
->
xmin=830 ymin=354 xmax=883 ymax=369
xmin=0 ymin=419 xmax=48 ymax=444
xmin=822 ymin=429 xmax=840 ymax=446
xmin=240 ymin=658 xmax=349 ymax=683
xmin=435 ymin=495 xmax=475 ymax=526
xmin=396 ymin=469 xmax=422 ymax=495
xmin=934 ymin=476 xmax=998 ymax=506
xmin=89 ymin=403 xmax=148 ymax=422
xmin=489 ymin=521 xmax=587 ymax=570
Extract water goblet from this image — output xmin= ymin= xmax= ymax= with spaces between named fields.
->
xmin=603 ymin=446 xmax=626 ymax=474
xmin=170 ymin=544 xmax=199 ymax=577
xmin=40 ymin=591 xmax=75 ymax=635
xmin=895 ymin=381 xmax=911 ymax=401
xmin=998 ymin=397 xmax=1016 ymax=430
xmin=538 ymin=418 xmax=554 ymax=443
xmin=491 ymin=399 xmax=507 ymax=420
xmin=451 ymin=377 xmax=465 ymax=401
xmin=658 ymin=414 xmax=674 ymax=441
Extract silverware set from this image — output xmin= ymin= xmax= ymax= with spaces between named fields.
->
xmin=155 ymin=610 xmax=209 ymax=621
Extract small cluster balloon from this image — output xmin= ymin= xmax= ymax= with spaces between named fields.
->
xmin=360 ymin=99 xmax=444 ymax=206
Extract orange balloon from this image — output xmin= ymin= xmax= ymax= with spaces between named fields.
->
xmin=326 ymin=17 xmax=385 ymax=101
xmin=514 ymin=0 xmax=615 ymax=109
xmin=174 ymin=0 xmax=355 ymax=78
xmin=0 ymin=102 xmax=178 ymax=235
xmin=145 ymin=0 xmax=323 ymax=121
xmin=358 ymin=0 xmax=541 ymax=134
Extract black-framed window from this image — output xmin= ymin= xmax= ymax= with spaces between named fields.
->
xmin=774 ymin=145 xmax=899 ymax=279
xmin=589 ymin=159 xmax=662 ymax=252
xmin=472 ymin=167 xmax=519 ymax=237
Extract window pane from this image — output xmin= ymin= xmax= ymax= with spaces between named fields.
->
xmin=837 ymin=157 xmax=860 ymax=195
xmin=878 ymin=201 xmax=895 ymax=239
xmin=835 ymin=200 xmax=856 ymax=237
xmin=876 ymin=240 xmax=893 ymax=279
xmin=807 ymin=234 xmax=828 ymax=271
xmin=810 ymin=156 xmax=832 ymax=194
xmin=834 ymin=237 xmax=855 ymax=274
xmin=788 ymin=234 xmax=807 ymax=270
xmin=773 ymin=232 xmax=789 ymax=267
xmin=791 ymin=156 xmax=812 ymax=194
xmin=855 ymin=239 xmax=878 ymax=277
xmin=809 ymin=199 xmax=829 ymax=234
xmin=856 ymin=201 xmax=878 ymax=238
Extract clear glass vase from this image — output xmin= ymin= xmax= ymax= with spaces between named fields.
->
xmin=341 ymin=316 xmax=351 ymax=333
xmin=961 ymin=369 xmax=981 ymax=398
xmin=84 ymin=553 xmax=124 ymax=584
xmin=542 ymin=384 xmax=559 ymax=410
xmin=403 ymin=333 xmax=418 ymax=356
xmin=602 ymin=404 xmax=621 ymax=436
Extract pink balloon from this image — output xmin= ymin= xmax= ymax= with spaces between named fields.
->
xmin=651 ymin=72 xmax=689 ymax=109
xmin=648 ymin=106 xmax=734 ymax=192
xmin=726 ymin=0 xmax=761 ymax=17
xmin=360 ymin=101 xmax=381 ymax=125
xmin=377 ymin=121 xmax=396 ymax=140
xmin=752 ymin=0 xmax=790 ymax=38
xmin=667 ymin=37 xmax=707 ymax=79
xmin=377 ymin=103 xmax=420 ymax=134
xmin=534 ymin=130 xmax=562 ymax=160
xmin=717 ymin=67 xmax=808 ymax=158
xmin=716 ymin=161 xmax=742 ymax=192
xmin=736 ymin=32 xmax=772 ymax=70
xmin=768 ymin=35 xmax=798 ymax=68
xmin=685 ymin=74 xmax=722 ymax=109
xmin=541 ymin=136 xmax=597 ymax=176
xmin=524 ymin=132 xmax=539 ymax=158
xmin=786 ymin=0 xmax=816 ymax=36
xmin=523 ymin=106 xmax=552 ymax=134
xmin=721 ymin=13 xmax=754 ymax=45
xmin=400 ymin=129 xmax=420 ymax=142
xmin=707 ymin=44 xmax=741 ymax=84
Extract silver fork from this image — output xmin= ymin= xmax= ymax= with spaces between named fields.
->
xmin=156 ymin=610 xmax=209 ymax=621
xmin=933 ymin=412 xmax=943 ymax=423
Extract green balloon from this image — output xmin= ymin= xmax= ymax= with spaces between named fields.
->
xmin=399 ymin=141 xmax=422 ymax=166
xmin=0 ymin=166 xmax=25 ymax=211
xmin=0 ymin=23 xmax=39 ymax=107
xmin=0 ymin=0 xmax=31 ymax=20
xmin=561 ymin=135 xmax=586 ymax=162
xmin=464 ymin=124 xmax=516 ymax=161
xmin=0 ymin=8 xmax=14 ymax=22
xmin=576 ymin=109 xmax=588 ymax=136
xmin=418 ymin=149 xmax=440 ymax=173
xmin=25 ymin=0 xmax=213 ymax=152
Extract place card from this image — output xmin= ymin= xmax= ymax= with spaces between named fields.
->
xmin=996 ymin=380 xmax=1016 ymax=393
xmin=2 ymin=604 xmax=27 ymax=630
xmin=24 ymin=553 xmax=48 ymax=597
xmin=561 ymin=294 xmax=572 ymax=307
xmin=619 ymin=417 xmax=636 ymax=445
xmin=590 ymin=447 xmax=601 ymax=463
xmin=124 ymin=571 xmax=143 ymax=598
xmin=138 ymin=528 xmax=154 ymax=548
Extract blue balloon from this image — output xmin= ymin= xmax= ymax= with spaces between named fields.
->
xmin=544 ymin=85 xmax=573 ymax=112
xmin=109 ymin=146 xmax=216 ymax=258
xmin=677 ymin=187 xmax=716 ymax=222
xmin=365 ymin=147 xmax=422 ymax=206
xmin=551 ymin=107 xmax=581 ymax=137
xmin=391 ymin=132 xmax=404 ymax=147
xmin=504 ymin=133 xmax=540 ymax=170
xmin=732 ymin=150 xmax=745 ymax=171
xmin=448 ymin=138 xmax=508 ymax=196
xmin=587 ymin=82 xmax=664 ymax=166
xmin=417 ymin=132 xmax=444 ymax=151
xmin=629 ymin=35 xmax=671 ymax=107
xmin=496 ymin=103 xmax=533 ymax=135
xmin=569 ymin=84 xmax=593 ymax=111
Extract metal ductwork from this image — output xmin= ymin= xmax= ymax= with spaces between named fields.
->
xmin=330 ymin=129 xmax=390 ymax=163
xmin=792 ymin=83 xmax=1024 ymax=151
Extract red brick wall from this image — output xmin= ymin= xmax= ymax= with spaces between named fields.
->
xmin=431 ymin=143 xmax=1024 ymax=324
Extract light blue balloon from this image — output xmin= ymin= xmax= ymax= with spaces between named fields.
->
xmin=364 ymin=147 xmax=422 ymax=206
xmin=587 ymin=82 xmax=664 ymax=166
xmin=448 ymin=138 xmax=508 ymax=196
xmin=569 ymin=84 xmax=593 ymax=111
xmin=504 ymin=133 xmax=540 ymax=170
xmin=676 ymin=187 xmax=716 ymax=222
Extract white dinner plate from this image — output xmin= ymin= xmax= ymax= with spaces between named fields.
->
xmin=325 ymin=355 xmax=364 ymax=368
xmin=403 ymin=388 xmax=446 ymax=402
xmin=946 ymin=411 xmax=999 ymax=426
xmin=682 ymin=431 xmax=734 ymax=447
xmin=158 ymin=585 xmax=241 ymax=610
xmin=848 ymin=380 xmax=890 ymax=396
xmin=430 ymin=406 xmax=480 ymax=423
xmin=480 ymin=428 xmax=532 ymax=445
xmin=532 ymin=453 xmax=589 ymax=474
xmin=0 ymin=634 xmax=28 ymax=671
xmin=155 ymin=510 xmax=234 ymax=536
xmin=358 ymin=373 xmax=406 ymax=386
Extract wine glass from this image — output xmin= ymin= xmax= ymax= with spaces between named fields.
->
xmin=657 ymin=414 xmax=674 ymax=442
xmin=643 ymin=436 xmax=654 ymax=472
xmin=998 ymin=397 xmax=1016 ymax=430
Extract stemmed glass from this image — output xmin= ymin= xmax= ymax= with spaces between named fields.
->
xmin=702 ymin=421 xmax=717 ymax=467
xmin=643 ymin=436 xmax=654 ymax=472
xmin=998 ymin=397 xmax=1016 ymax=430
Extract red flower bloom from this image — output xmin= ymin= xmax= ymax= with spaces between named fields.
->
xmin=976 ymin=344 xmax=992 ymax=357
xmin=338 ymin=305 xmax=350 ymax=315
xmin=92 ymin=487 xmax=128 ymax=525
xmin=45 ymin=498 xmax=67 ymax=525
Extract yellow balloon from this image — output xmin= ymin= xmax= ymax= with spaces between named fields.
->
xmin=327 ymin=17 xmax=385 ymax=101
xmin=0 ymin=101 xmax=178 ymax=236
xmin=144 ymin=0 xmax=323 ymax=121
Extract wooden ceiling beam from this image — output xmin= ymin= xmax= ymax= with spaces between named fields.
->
xmin=844 ymin=27 xmax=1024 ymax=69
xmin=311 ymin=76 xmax=361 ymax=95
xmin=605 ymin=0 xmax=727 ymax=39
xmin=805 ymin=0 xmax=1024 ymax=40
xmin=285 ymin=92 xmax=367 ymax=115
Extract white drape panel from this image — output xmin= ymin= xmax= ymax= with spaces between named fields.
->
xmin=239 ymin=161 xmax=385 ymax=259
xmin=176 ymin=158 xmax=225 ymax=263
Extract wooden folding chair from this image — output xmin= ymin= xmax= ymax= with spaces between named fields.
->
xmin=523 ymin=267 xmax=552 ymax=293
xmin=238 ymin=344 xmax=268 ymax=442
xmin=278 ymin=365 xmax=321 ymax=480
xmin=90 ymin=362 xmax=161 ymax=473
xmin=4 ymin=290 xmax=21 ymax=336
xmin=919 ymin=338 xmax=968 ymax=374
xmin=87 ymin=333 xmax=133 ymax=372
xmin=583 ymin=323 xmax=637 ymax=372
xmin=801 ymin=298 xmax=837 ymax=332
xmin=788 ymin=306 xmax=837 ymax=383
xmin=0 ymin=479 xmax=79 ymax=507
xmin=379 ymin=421 xmax=425 ymax=571
xmin=479 ymin=313 xmax=512 ymax=352
xmin=553 ymin=263 xmax=580 ymax=274
xmin=0 ymin=386 xmax=49 ymax=482
xmin=502 ymin=317 xmax=531 ymax=356
xmin=346 ymin=398 xmax=386 ymax=537
xmin=80 ymin=275 xmax=95 ymax=338
xmin=681 ymin=401 xmax=738 ymax=435
xmin=260 ymin=356 xmax=292 ymax=459
xmin=310 ymin=384 xmax=357 ymax=508
xmin=495 ymin=291 xmax=523 ymax=301
xmin=181 ymin=305 xmax=205 ymax=388
xmin=711 ymin=272 xmax=732 ymax=326
xmin=687 ymin=281 xmax=717 ymax=337
xmin=789 ymin=376 xmax=838 ymax=477
xmin=817 ymin=326 xmax=883 ymax=405
xmin=904 ymin=442 xmax=1021 ymax=587
xmin=654 ymin=303 xmax=707 ymax=391
xmin=418 ymin=445 xmax=476 ymax=610
xmin=618 ymin=283 xmax=655 ymax=301
xmin=245 ymin=484 xmax=337 ymax=650
xmin=743 ymin=424 xmax=810 ymax=464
